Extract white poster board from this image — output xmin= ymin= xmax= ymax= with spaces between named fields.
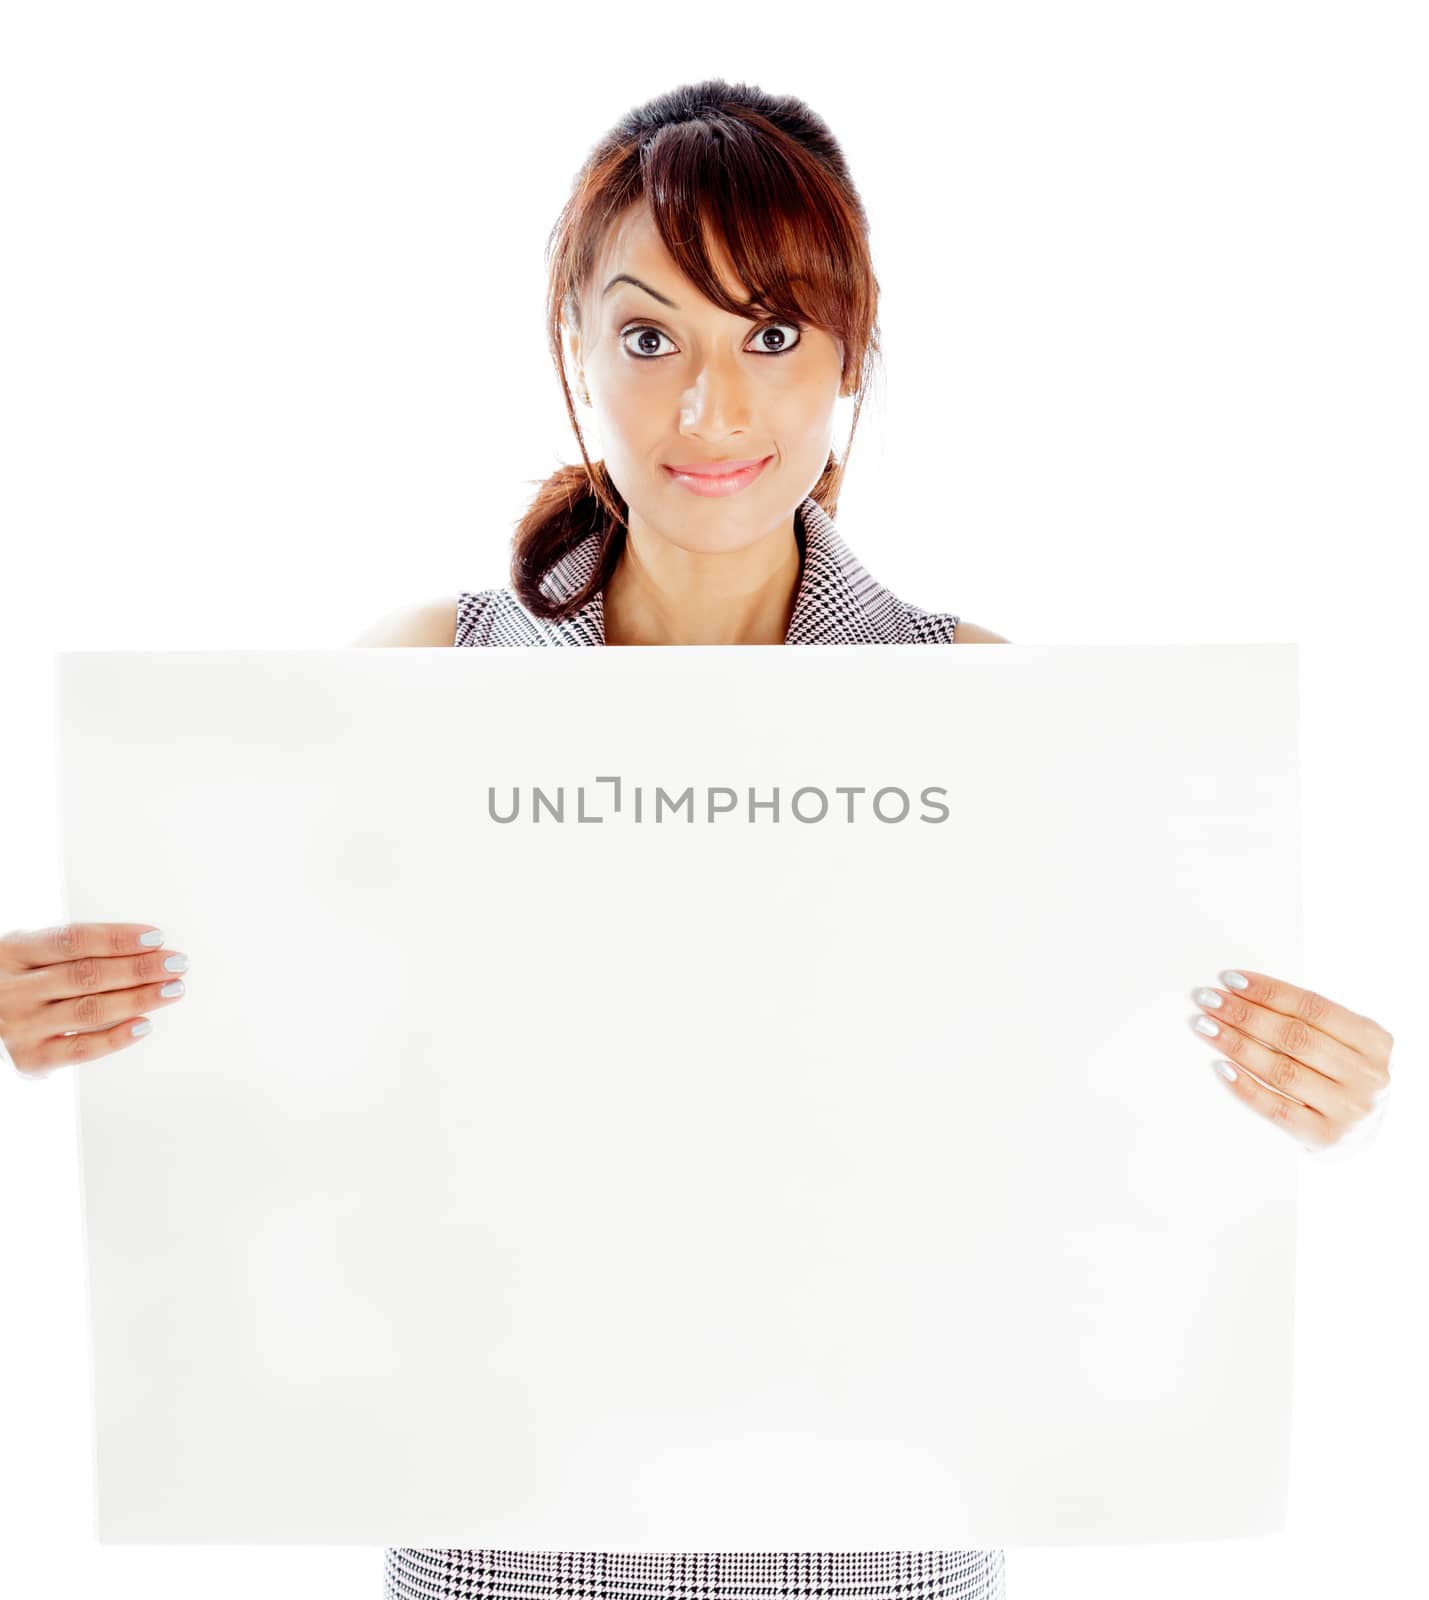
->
xmin=55 ymin=643 xmax=1301 ymax=1549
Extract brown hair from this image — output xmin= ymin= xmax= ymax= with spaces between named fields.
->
xmin=510 ymin=77 xmax=884 ymax=620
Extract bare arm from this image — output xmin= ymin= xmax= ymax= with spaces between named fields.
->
xmin=953 ymin=620 xmax=1011 ymax=644
xmin=349 ymin=597 xmax=459 ymax=647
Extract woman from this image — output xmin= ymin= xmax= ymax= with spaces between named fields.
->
xmin=0 ymin=78 xmax=1394 ymax=1600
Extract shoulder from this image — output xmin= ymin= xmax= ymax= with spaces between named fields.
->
xmin=951 ymin=620 xmax=1012 ymax=644
xmin=896 ymin=601 xmax=1011 ymax=643
xmin=901 ymin=603 xmax=1012 ymax=645
xmin=350 ymin=596 xmax=459 ymax=647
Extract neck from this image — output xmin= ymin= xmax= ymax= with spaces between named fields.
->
xmin=602 ymin=513 xmax=803 ymax=646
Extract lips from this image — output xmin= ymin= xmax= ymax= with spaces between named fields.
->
xmin=662 ymin=454 xmax=773 ymax=497
xmin=663 ymin=455 xmax=770 ymax=478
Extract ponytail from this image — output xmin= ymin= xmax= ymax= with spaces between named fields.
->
xmin=510 ymin=460 xmax=626 ymax=621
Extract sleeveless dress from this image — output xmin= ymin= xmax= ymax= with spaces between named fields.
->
xmin=385 ymin=496 xmax=1006 ymax=1600
xmin=452 ymin=495 xmax=960 ymax=648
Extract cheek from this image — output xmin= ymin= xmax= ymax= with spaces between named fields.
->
xmin=598 ymin=367 xmax=665 ymax=425
xmin=590 ymin=386 xmax=653 ymax=453
xmin=766 ymin=386 xmax=838 ymax=446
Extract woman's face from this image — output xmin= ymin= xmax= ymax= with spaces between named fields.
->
xmin=568 ymin=201 xmax=849 ymax=555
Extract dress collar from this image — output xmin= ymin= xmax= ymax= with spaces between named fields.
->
xmin=536 ymin=495 xmax=912 ymax=645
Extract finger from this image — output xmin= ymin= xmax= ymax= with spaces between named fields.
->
xmin=1 ymin=924 xmax=167 ymax=974
xmin=1209 ymin=1057 xmax=1335 ymax=1153
xmin=22 ymin=976 xmax=187 ymax=1044
xmin=15 ymin=942 xmax=187 ymax=1006
xmin=1217 ymin=968 xmax=1392 ymax=1059
xmin=1192 ymin=985 xmax=1364 ymax=1094
xmin=1193 ymin=1005 xmax=1366 ymax=1120
xmin=22 ymin=1015 xmax=157 ymax=1077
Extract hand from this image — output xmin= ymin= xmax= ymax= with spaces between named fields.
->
xmin=0 ymin=923 xmax=191 ymax=1080
xmin=1189 ymin=969 xmax=1394 ymax=1153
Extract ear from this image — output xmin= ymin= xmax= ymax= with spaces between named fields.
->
xmin=562 ymin=318 xmax=583 ymax=384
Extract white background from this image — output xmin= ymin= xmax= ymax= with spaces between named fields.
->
xmin=1 ymin=1 xmax=1424 ymax=1596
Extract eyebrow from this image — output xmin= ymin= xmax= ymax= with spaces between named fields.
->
xmin=602 ymin=273 xmax=679 ymax=309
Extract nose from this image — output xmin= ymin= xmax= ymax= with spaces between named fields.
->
xmin=680 ymin=358 xmax=754 ymax=437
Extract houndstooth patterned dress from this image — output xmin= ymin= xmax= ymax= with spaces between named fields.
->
xmin=452 ymin=496 xmax=960 ymax=650
xmin=385 ymin=495 xmax=1005 ymax=1600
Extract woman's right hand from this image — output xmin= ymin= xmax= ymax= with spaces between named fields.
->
xmin=1 ymin=923 xmax=190 ymax=1080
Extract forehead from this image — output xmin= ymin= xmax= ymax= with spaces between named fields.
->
xmin=592 ymin=200 xmax=747 ymax=308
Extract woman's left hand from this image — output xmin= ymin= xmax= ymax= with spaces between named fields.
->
xmin=1189 ymin=970 xmax=1394 ymax=1153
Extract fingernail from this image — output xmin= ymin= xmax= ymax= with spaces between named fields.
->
xmin=1222 ymin=971 xmax=1249 ymax=990
xmin=1213 ymin=1060 xmax=1237 ymax=1081
xmin=131 ymin=1020 xmax=152 ymax=1037
xmin=163 ymin=953 xmax=189 ymax=972
xmin=1194 ymin=987 xmax=1223 ymax=1009
xmin=1191 ymin=1015 xmax=1220 ymax=1037
xmin=139 ymin=930 xmax=165 ymax=947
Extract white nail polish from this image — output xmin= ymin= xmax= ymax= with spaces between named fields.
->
xmin=1192 ymin=1015 xmax=1220 ymax=1036
xmin=1214 ymin=1060 xmax=1237 ymax=1081
xmin=1222 ymin=971 xmax=1249 ymax=990
xmin=1194 ymin=987 xmax=1223 ymax=1009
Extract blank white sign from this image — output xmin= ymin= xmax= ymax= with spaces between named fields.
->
xmin=56 ymin=643 xmax=1301 ymax=1549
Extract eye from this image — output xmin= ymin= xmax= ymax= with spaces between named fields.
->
xmin=618 ymin=319 xmax=804 ymax=360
